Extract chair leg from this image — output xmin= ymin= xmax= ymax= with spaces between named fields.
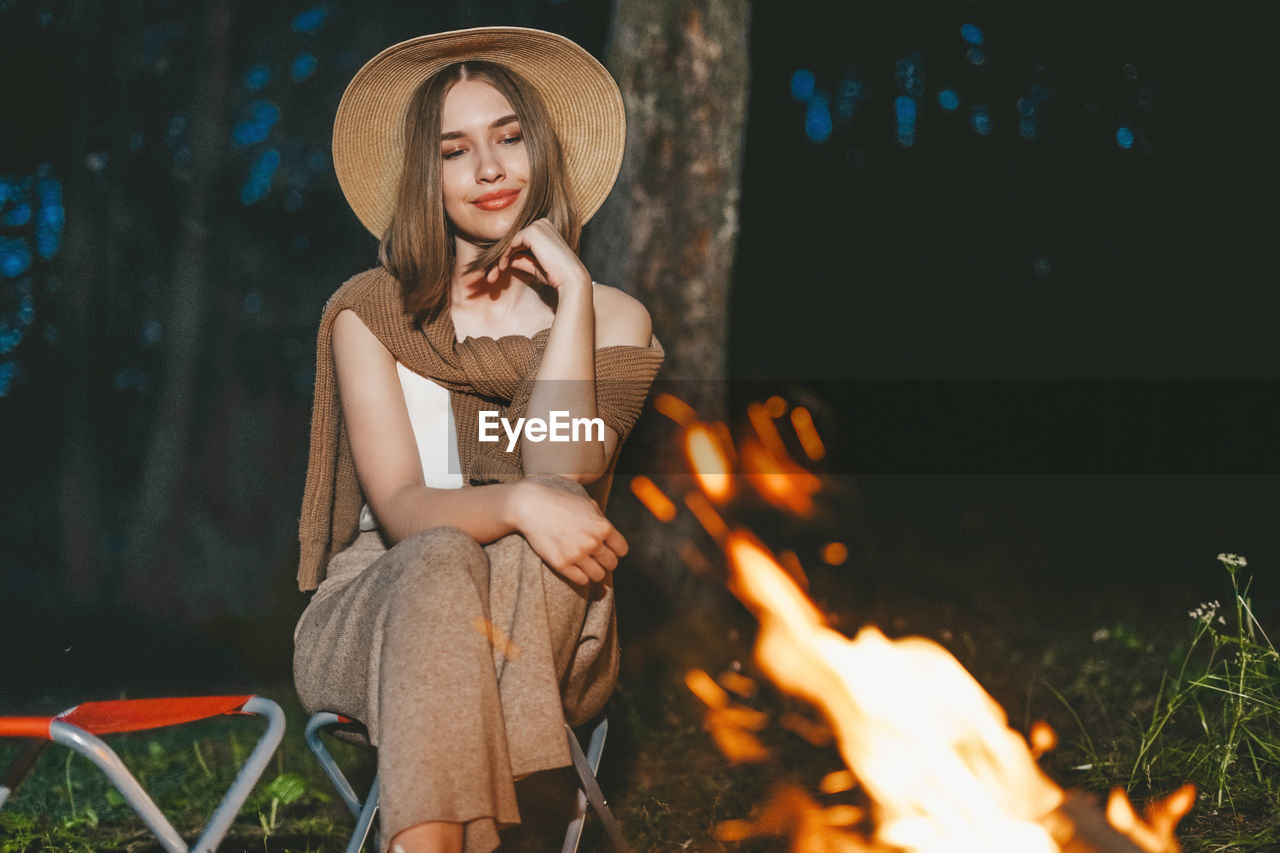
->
xmin=305 ymin=712 xmax=363 ymax=819
xmin=304 ymin=713 xmax=382 ymax=853
xmin=346 ymin=775 xmax=380 ymax=853
xmin=564 ymin=719 xmax=629 ymax=853
xmin=0 ymin=740 xmax=48 ymax=810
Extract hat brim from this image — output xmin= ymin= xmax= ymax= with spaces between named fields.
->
xmin=332 ymin=27 xmax=625 ymax=239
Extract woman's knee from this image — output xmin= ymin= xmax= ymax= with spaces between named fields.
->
xmin=385 ymin=526 xmax=488 ymax=603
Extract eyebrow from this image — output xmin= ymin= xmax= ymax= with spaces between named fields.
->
xmin=440 ymin=114 xmax=520 ymax=142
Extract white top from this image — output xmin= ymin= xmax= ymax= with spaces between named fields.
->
xmin=358 ymin=363 xmax=463 ymax=531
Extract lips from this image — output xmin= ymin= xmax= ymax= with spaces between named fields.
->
xmin=471 ymin=188 xmax=521 ymax=211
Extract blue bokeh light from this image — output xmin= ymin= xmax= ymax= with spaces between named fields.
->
xmin=966 ymin=47 xmax=986 ymax=66
xmin=938 ymin=89 xmax=960 ymax=111
xmin=1017 ymin=98 xmax=1035 ymax=117
xmin=790 ymin=69 xmax=815 ymax=101
xmin=0 ymin=362 xmax=14 ymax=397
xmin=1116 ymin=127 xmax=1134 ymax=149
xmin=232 ymin=100 xmax=281 ymax=149
xmin=232 ymin=121 xmax=269 ymax=147
xmin=166 ymin=114 xmax=188 ymax=143
xmin=244 ymin=64 xmax=272 ymax=90
xmin=894 ymin=54 xmax=924 ymax=97
xmin=894 ymin=95 xmax=917 ymax=123
xmin=292 ymin=5 xmax=329 ymax=34
xmin=804 ymin=97 xmax=832 ymax=143
xmin=970 ymin=105 xmax=992 ymax=136
xmin=305 ymin=149 xmax=330 ymax=172
xmin=35 ymin=169 xmax=63 ymax=259
xmin=1019 ymin=117 xmax=1038 ymax=140
xmin=2 ymin=201 xmax=30 ymax=227
xmin=961 ymin=23 xmax=984 ymax=45
xmin=0 ymin=329 xmax=21 ymax=356
xmin=112 ymin=367 xmax=150 ymax=393
xmin=836 ymin=76 xmax=863 ymax=120
xmin=292 ymin=52 xmax=318 ymax=81
xmin=140 ymin=318 xmax=163 ymax=346
xmin=252 ymin=100 xmax=280 ymax=124
xmin=0 ymin=237 xmax=32 ymax=278
xmin=240 ymin=148 xmax=282 ymax=205
xmin=17 ymin=295 xmax=34 ymax=327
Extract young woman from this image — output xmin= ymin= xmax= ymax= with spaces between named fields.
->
xmin=293 ymin=28 xmax=664 ymax=853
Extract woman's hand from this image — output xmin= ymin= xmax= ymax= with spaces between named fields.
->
xmin=486 ymin=218 xmax=591 ymax=294
xmin=507 ymin=480 xmax=627 ymax=586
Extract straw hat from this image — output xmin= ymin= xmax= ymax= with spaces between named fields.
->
xmin=332 ymin=26 xmax=625 ymax=238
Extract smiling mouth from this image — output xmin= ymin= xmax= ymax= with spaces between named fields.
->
xmin=472 ymin=189 xmax=521 ymax=211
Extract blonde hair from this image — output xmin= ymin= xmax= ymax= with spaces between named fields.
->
xmin=379 ymin=60 xmax=581 ymax=322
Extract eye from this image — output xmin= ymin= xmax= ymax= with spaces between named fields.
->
xmin=442 ymin=147 xmax=466 ymax=160
xmin=499 ymin=133 xmax=523 ymax=145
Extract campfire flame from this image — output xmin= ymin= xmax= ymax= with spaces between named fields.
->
xmin=660 ymin=398 xmax=1194 ymax=853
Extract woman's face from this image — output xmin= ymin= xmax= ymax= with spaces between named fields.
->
xmin=439 ymin=78 xmax=530 ymax=245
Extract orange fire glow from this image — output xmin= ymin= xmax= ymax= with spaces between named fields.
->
xmin=727 ymin=531 xmax=1065 ymax=851
xmin=741 ymin=437 xmax=820 ymax=516
xmin=671 ymin=405 xmax=1194 ymax=853
xmin=791 ymin=405 xmax=826 ymax=461
xmin=629 ymin=474 xmax=678 ymax=522
xmin=684 ymin=422 xmax=734 ymax=502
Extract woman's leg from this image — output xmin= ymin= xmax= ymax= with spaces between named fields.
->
xmin=294 ymin=526 xmax=517 ymax=853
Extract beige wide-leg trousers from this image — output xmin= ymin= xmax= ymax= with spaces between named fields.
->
xmin=293 ymin=475 xmax=619 ymax=853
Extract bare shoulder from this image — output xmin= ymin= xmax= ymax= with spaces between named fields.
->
xmin=332 ymin=308 xmax=393 ymax=365
xmin=592 ymin=283 xmax=653 ymax=347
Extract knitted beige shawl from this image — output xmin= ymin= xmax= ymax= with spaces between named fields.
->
xmin=297 ymin=266 xmax=665 ymax=591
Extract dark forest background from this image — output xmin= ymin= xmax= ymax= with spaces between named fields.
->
xmin=1 ymin=0 xmax=1277 ymax=706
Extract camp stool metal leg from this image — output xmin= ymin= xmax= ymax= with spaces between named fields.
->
xmin=306 ymin=711 xmax=628 ymax=852
xmin=562 ymin=716 xmax=629 ymax=853
xmin=303 ymin=712 xmax=380 ymax=853
xmin=0 ymin=694 xmax=286 ymax=853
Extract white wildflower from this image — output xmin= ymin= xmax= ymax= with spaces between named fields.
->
xmin=1092 ymin=628 xmax=1111 ymax=642
xmin=1217 ymin=553 xmax=1247 ymax=568
xmin=1189 ymin=600 xmax=1220 ymax=623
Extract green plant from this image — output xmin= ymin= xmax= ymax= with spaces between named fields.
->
xmin=1127 ymin=554 xmax=1280 ymax=812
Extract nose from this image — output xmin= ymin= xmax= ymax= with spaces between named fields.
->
xmin=475 ymin=144 xmax=505 ymax=183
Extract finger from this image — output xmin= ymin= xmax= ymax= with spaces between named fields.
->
xmin=556 ymin=563 xmax=591 ymax=586
xmin=575 ymin=555 xmax=607 ymax=584
xmin=603 ymin=526 xmax=628 ymax=558
xmin=591 ymin=546 xmax=619 ymax=572
xmin=507 ymin=255 xmax=545 ymax=283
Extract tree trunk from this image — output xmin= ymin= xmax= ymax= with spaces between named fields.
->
xmin=585 ymin=0 xmax=751 ymax=603
xmin=57 ymin=0 xmax=122 ymax=609
xmin=117 ymin=0 xmax=233 ymax=618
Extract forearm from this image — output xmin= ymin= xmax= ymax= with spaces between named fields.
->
xmin=522 ymin=283 xmax=608 ymax=478
xmin=374 ymin=481 xmax=525 ymax=546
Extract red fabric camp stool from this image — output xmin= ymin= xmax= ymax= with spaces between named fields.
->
xmin=304 ymin=710 xmax=629 ymax=853
xmin=0 ymin=694 xmax=285 ymax=853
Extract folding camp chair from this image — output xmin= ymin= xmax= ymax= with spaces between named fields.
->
xmin=304 ymin=710 xmax=629 ymax=853
xmin=0 ymin=694 xmax=285 ymax=853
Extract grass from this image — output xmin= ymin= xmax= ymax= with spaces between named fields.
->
xmin=5 ymin=555 xmax=1280 ymax=852
xmin=1043 ymin=554 xmax=1280 ymax=852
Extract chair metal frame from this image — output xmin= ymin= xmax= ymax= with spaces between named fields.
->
xmin=0 ymin=694 xmax=286 ymax=853
xmin=304 ymin=711 xmax=629 ymax=853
